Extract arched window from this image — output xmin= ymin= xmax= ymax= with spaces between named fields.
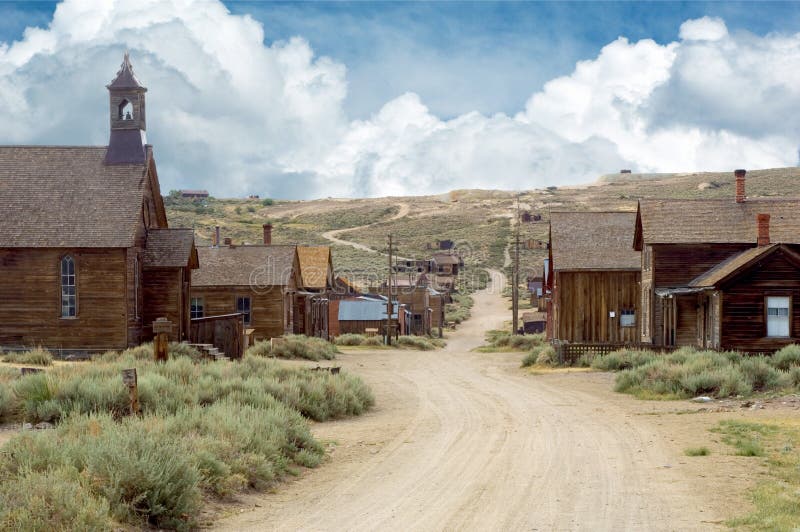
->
xmin=118 ymin=99 xmax=133 ymax=120
xmin=60 ymin=255 xmax=76 ymax=317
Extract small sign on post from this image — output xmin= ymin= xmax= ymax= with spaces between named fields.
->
xmin=121 ymin=368 xmax=140 ymax=415
xmin=152 ymin=317 xmax=173 ymax=362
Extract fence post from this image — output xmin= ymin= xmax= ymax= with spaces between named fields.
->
xmin=121 ymin=368 xmax=140 ymax=415
xmin=152 ymin=317 xmax=173 ymax=362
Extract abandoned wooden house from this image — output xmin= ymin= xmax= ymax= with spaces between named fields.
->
xmin=547 ymin=211 xmax=641 ymax=344
xmin=191 ymin=244 xmax=300 ymax=342
xmin=294 ymin=246 xmax=334 ymax=338
xmin=0 ymin=54 xmax=198 ymax=352
xmin=329 ymin=297 xmax=401 ymax=337
xmin=180 ymin=189 xmax=209 ymax=199
xmin=635 ymin=169 xmax=800 ymax=352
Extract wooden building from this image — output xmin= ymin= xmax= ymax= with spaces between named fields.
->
xmin=547 ymin=211 xmax=641 ymax=344
xmin=331 ymin=298 xmax=398 ymax=336
xmin=0 ymin=54 xmax=197 ymax=352
xmin=191 ymin=244 xmax=300 ymax=342
xmin=635 ymin=170 xmax=800 ymax=351
xmin=294 ymin=246 xmax=333 ymax=338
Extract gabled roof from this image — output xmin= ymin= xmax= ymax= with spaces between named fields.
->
xmin=107 ymin=52 xmax=146 ymax=90
xmin=338 ymin=299 xmax=397 ymax=321
xmin=296 ymin=246 xmax=332 ymax=290
xmin=689 ymin=244 xmax=800 ymax=288
xmin=143 ymin=229 xmax=198 ymax=269
xmin=0 ymin=146 xmax=150 ymax=248
xmin=550 ymin=211 xmax=640 ymax=271
xmin=193 ymin=245 xmax=296 ymax=287
xmin=431 ymin=254 xmax=460 ymax=265
xmin=636 ymin=198 xmax=800 ymax=248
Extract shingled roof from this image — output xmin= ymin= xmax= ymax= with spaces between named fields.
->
xmin=636 ymin=198 xmax=800 ymax=248
xmin=0 ymin=146 xmax=149 ymax=247
xmin=143 ymin=229 xmax=198 ymax=269
xmin=550 ymin=211 xmax=640 ymax=271
xmin=688 ymin=244 xmax=800 ymax=288
xmin=193 ymin=245 xmax=297 ymax=287
xmin=107 ymin=52 xmax=146 ymax=90
xmin=296 ymin=246 xmax=332 ymax=290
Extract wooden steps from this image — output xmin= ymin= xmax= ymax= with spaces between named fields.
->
xmin=185 ymin=343 xmax=230 ymax=362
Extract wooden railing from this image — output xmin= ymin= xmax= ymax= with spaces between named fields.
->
xmin=190 ymin=313 xmax=244 ymax=359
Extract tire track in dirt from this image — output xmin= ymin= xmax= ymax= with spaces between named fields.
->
xmin=214 ymin=271 xmax=721 ymax=532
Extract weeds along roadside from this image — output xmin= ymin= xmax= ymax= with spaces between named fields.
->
xmin=0 ymin=342 xmax=374 ymax=530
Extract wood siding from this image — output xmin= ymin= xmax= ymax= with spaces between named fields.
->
xmin=142 ymin=267 xmax=189 ymax=342
xmin=718 ymin=249 xmax=800 ymax=351
xmin=553 ymin=270 xmax=640 ymax=344
xmin=650 ymin=243 xmax=750 ymax=346
xmin=189 ymin=286 xmax=289 ymax=341
xmin=0 ymin=248 xmax=128 ymax=350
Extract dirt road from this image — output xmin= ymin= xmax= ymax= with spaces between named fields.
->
xmin=321 ymin=203 xmax=413 ymax=260
xmin=215 ymin=270 xmax=722 ymax=531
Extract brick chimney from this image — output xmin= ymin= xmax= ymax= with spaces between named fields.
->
xmin=757 ymin=213 xmax=771 ymax=246
xmin=263 ymin=223 xmax=273 ymax=245
xmin=735 ymin=169 xmax=746 ymax=203
xmin=214 ymin=226 xmax=220 ymax=247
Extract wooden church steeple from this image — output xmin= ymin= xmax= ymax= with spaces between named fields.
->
xmin=105 ymin=52 xmax=148 ymax=165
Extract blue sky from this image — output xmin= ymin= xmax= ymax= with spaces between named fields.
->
xmin=1 ymin=1 xmax=800 ymax=198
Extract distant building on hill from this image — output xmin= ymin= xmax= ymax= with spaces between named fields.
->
xmin=180 ymin=189 xmax=209 ymax=199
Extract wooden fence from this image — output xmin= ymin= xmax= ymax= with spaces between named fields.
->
xmin=190 ymin=313 xmax=244 ymax=359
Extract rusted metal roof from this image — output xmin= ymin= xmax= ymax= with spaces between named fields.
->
xmin=194 ymin=245 xmax=296 ymax=287
xmin=0 ymin=146 xmax=149 ymax=248
xmin=550 ymin=211 xmax=640 ymax=271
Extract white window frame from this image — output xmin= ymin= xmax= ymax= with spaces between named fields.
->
xmin=190 ymin=297 xmax=204 ymax=319
xmin=60 ymin=255 xmax=77 ymax=318
xmin=620 ymin=308 xmax=636 ymax=328
xmin=766 ymin=296 xmax=791 ymax=338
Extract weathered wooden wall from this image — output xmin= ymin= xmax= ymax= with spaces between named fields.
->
xmin=0 ymin=248 xmax=129 ymax=350
xmin=719 ymin=249 xmax=800 ymax=351
xmin=339 ymin=320 xmax=385 ymax=335
xmin=142 ymin=267 xmax=186 ymax=342
xmin=189 ymin=285 xmax=288 ymax=341
xmin=553 ymin=270 xmax=640 ymax=344
xmin=648 ymin=243 xmax=749 ymax=346
xmin=190 ymin=313 xmax=243 ymax=359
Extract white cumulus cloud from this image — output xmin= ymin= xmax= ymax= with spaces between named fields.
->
xmin=0 ymin=2 xmax=798 ymax=198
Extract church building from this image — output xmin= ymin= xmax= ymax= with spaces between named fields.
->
xmin=0 ymin=54 xmax=198 ymax=353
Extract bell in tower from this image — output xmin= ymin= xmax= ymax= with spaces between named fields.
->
xmin=105 ymin=52 xmax=148 ymax=165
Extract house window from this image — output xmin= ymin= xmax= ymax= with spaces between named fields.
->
xmin=60 ymin=255 xmax=76 ymax=318
xmin=237 ymin=296 xmax=252 ymax=325
xmin=620 ymin=308 xmax=636 ymax=327
xmin=190 ymin=297 xmax=204 ymax=319
xmin=766 ymin=296 xmax=791 ymax=337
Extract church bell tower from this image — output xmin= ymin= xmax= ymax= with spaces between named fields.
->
xmin=105 ymin=52 xmax=148 ymax=165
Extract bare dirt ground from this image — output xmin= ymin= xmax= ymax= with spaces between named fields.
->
xmin=213 ymin=270 xmax=794 ymax=531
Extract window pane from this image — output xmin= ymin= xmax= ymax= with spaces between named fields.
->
xmin=767 ymin=297 xmax=791 ymax=337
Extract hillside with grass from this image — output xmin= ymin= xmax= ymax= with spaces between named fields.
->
xmin=166 ymin=167 xmax=800 ymax=287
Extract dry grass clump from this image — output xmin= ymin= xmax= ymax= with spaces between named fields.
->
xmin=246 ymin=335 xmax=338 ymax=361
xmin=395 ymin=336 xmax=445 ymax=351
xmin=485 ymin=331 xmax=545 ymax=352
xmin=0 ymin=351 xmax=374 ymax=529
xmin=334 ymin=334 xmax=385 ymax=347
xmin=521 ymin=343 xmax=556 ymax=367
xmin=592 ymin=345 xmax=800 ymax=399
xmin=1 ymin=347 xmax=53 ymax=366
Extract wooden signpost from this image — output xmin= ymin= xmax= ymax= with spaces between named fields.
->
xmin=20 ymin=367 xmax=43 ymax=376
xmin=121 ymin=368 xmax=140 ymax=415
xmin=152 ymin=317 xmax=172 ymax=362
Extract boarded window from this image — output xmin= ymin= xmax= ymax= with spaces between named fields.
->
xmin=620 ymin=308 xmax=636 ymax=327
xmin=237 ymin=296 xmax=252 ymax=325
xmin=767 ymin=296 xmax=790 ymax=337
xmin=60 ymin=255 xmax=76 ymax=317
xmin=190 ymin=297 xmax=204 ymax=319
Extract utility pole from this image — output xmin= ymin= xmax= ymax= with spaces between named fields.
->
xmin=512 ymin=194 xmax=521 ymax=335
xmin=386 ymin=234 xmax=393 ymax=345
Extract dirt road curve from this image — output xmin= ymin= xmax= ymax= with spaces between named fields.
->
xmin=215 ymin=270 xmax=720 ymax=532
xmin=321 ymin=203 xmax=413 ymax=260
